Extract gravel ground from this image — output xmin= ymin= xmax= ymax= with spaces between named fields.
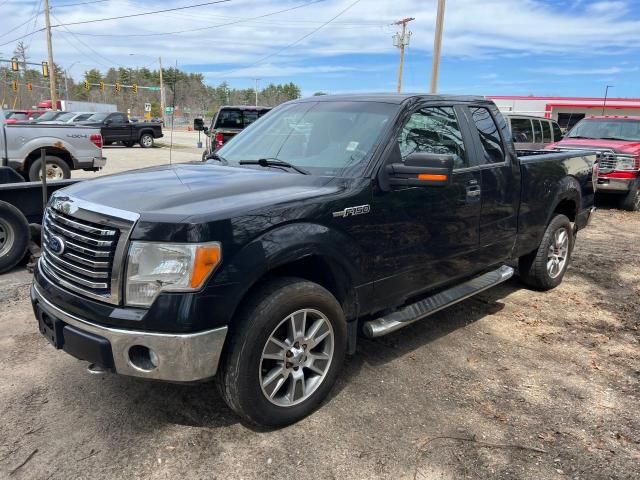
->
xmin=0 ymin=147 xmax=638 ymax=479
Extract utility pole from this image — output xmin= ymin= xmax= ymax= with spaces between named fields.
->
xmin=43 ymin=0 xmax=58 ymax=110
xmin=430 ymin=0 xmax=446 ymax=93
xmin=158 ymin=56 xmax=165 ymax=123
xmin=393 ymin=17 xmax=414 ymax=94
xmin=254 ymin=78 xmax=260 ymax=106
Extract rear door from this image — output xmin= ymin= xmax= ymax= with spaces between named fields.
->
xmin=464 ymin=105 xmax=519 ymax=266
xmin=369 ymin=103 xmax=483 ymax=307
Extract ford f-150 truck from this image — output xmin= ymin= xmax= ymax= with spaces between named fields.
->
xmin=78 ymin=112 xmax=163 ymax=148
xmin=548 ymin=115 xmax=640 ymax=211
xmin=31 ymin=94 xmax=596 ymax=427
xmin=1 ymin=107 xmax=106 ymax=181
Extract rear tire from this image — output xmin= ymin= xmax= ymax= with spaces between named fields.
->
xmin=519 ymin=214 xmax=573 ymax=291
xmin=28 ymin=156 xmax=71 ymax=181
xmin=217 ymin=277 xmax=346 ymax=427
xmin=139 ymin=133 xmax=154 ymax=148
xmin=619 ymin=181 xmax=640 ymax=211
xmin=0 ymin=202 xmax=30 ymax=274
xmin=122 ymin=141 xmax=135 ymax=148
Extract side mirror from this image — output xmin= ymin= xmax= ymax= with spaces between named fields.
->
xmin=193 ymin=118 xmax=205 ymax=131
xmin=385 ymin=153 xmax=454 ymax=188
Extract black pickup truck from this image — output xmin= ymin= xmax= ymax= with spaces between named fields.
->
xmin=30 ymin=94 xmax=596 ymax=427
xmin=78 ymin=112 xmax=163 ymax=148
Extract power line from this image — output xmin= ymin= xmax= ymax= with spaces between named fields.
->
xmin=0 ymin=28 xmax=45 ymax=48
xmin=52 ymin=0 xmax=111 ymax=7
xmin=50 ymin=12 xmax=119 ymax=68
xmin=62 ymin=0 xmax=327 ymax=38
xmin=218 ymin=0 xmax=363 ymax=78
xmin=0 ymin=11 xmax=41 ymax=39
xmin=50 ymin=0 xmax=233 ymax=27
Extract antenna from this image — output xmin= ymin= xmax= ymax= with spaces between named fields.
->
xmin=169 ymin=59 xmax=178 ymax=164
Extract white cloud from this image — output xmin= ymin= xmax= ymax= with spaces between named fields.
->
xmin=529 ymin=66 xmax=639 ymax=75
xmin=2 ymin=0 xmax=640 ymax=84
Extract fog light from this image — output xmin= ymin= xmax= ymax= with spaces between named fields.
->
xmin=128 ymin=345 xmax=158 ymax=371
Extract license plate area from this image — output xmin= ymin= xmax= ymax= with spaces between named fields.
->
xmin=37 ymin=308 xmax=64 ymax=349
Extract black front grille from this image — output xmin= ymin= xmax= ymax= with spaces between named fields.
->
xmin=40 ymin=207 xmax=119 ymax=299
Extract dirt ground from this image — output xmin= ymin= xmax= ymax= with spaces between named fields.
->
xmin=0 ymin=184 xmax=638 ymax=478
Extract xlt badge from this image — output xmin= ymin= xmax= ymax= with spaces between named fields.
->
xmin=332 ymin=204 xmax=371 ymax=218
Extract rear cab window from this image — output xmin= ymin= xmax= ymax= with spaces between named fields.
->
xmin=470 ymin=107 xmax=505 ymax=164
xmin=214 ymin=108 xmax=271 ymax=130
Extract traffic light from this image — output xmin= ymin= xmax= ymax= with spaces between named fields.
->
xmin=11 ymin=57 xmax=19 ymax=72
xmin=11 ymin=80 xmax=17 ymax=91
xmin=42 ymin=61 xmax=49 ymax=78
xmin=115 ymin=82 xmax=121 ymax=93
xmin=99 ymin=81 xmax=105 ymax=92
xmin=84 ymin=80 xmax=90 ymax=91
xmin=132 ymin=83 xmax=138 ymax=94
xmin=27 ymin=82 xmax=33 ymax=91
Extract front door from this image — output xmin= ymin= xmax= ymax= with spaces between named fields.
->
xmin=104 ymin=113 xmax=130 ymax=142
xmin=368 ymin=104 xmax=482 ymax=309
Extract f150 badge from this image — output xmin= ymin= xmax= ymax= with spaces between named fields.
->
xmin=332 ymin=204 xmax=371 ymax=218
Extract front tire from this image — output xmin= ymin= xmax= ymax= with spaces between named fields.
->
xmin=139 ymin=133 xmax=154 ymax=148
xmin=28 ymin=156 xmax=71 ymax=181
xmin=217 ymin=277 xmax=347 ymax=427
xmin=0 ymin=202 xmax=30 ymax=273
xmin=519 ymin=214 xmax=573 ymax=291
xmin=619 ymin=181 xmax=640 ymax=211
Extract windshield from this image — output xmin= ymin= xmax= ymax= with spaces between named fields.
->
xmin=217 ymin=101 xmax=397 ymax=176
xmin=86 ymin=112 xmax=108 ymax=122
xmin=567 ymin=119 xmax=640 ymax=141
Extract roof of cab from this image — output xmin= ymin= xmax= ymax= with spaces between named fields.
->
xmin=294 ymin=93 xmax=490 ymax=105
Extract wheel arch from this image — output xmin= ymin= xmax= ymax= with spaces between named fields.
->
xmin=24 ymin=147 xmax=73 ymax=173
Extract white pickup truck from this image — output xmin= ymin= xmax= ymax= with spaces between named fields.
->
xmin=1 ymin=107 xmax=106 ymax=181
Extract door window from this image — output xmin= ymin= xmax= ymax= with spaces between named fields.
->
xmin=510 ymin=118 xmax=533 ymax=143
xmin=397 ymin=106 xmax=467 ymax=169
xmin=470 ymin=107 xmax=505 ymax=164
xmin=532 ymin=119 xmax=543 ymax=143
xmin=541 ymin=120 xmax=552 ymax=143
xmin=111 ymin=114 xmax=128 ymax=124
xmin=552 ymin=122 xmax=563 ymax=141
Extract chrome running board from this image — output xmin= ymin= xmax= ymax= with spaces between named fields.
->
xmin=363 ymin=265 xmax=514 ymax=338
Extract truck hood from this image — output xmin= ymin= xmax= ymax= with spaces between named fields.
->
xmin=58 ymin=162 xmax=341 ymax=223
xmin=550 ymin=138 xmax=640 ymax=154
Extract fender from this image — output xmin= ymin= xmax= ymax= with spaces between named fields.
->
xmin=203 ymin=222 xmax=367 ymax=328
xmin=545 ymin=175 xmax=582 ymax=226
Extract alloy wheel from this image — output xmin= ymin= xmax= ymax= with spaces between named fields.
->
xmin=259 ymin=308 xmax=334 ymax=407
xmin=0 ymin=219 xmax=14 ymax=257
xmin=547 ymin=227 xmax=570 ymax=278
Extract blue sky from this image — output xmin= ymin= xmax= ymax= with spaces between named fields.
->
xmin=2 ymin=0 xmax=640 ymax=97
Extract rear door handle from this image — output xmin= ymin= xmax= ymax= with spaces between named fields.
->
xmin=466 ymin=185 xmax=481 ymax=196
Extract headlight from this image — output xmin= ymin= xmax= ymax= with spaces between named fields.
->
xmin=615 ymin=156 xmax=639 ymax=171
xmin=125 ymin=242 xmax=221 ymax=307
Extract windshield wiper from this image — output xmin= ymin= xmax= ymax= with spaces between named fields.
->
xmin=239 ymin=158 xmax=310 ymax=175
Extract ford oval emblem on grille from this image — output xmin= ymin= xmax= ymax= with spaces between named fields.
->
xmin=48 ymin=235 xmax=66 ymax=256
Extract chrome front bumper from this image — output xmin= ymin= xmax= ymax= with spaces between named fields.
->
xmin=596 ymin=177 xmax=632 ymax=192
xmin=32 ymin=283 xmax=227 ymax=382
